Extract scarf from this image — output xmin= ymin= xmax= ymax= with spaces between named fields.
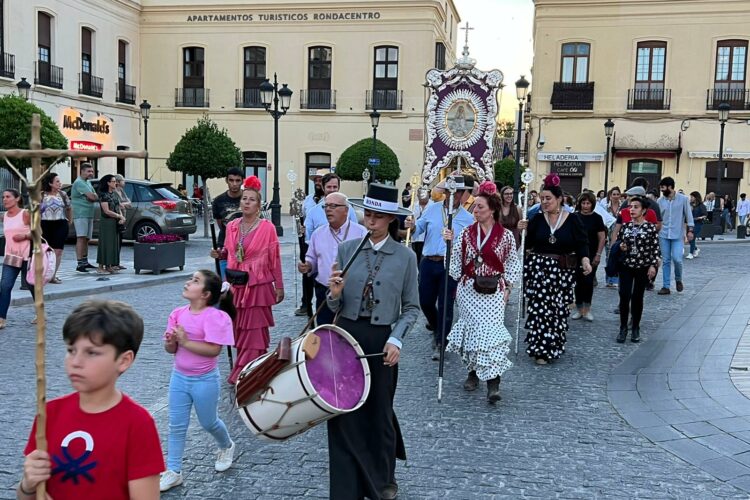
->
xmin=461 ymin=222 xmax=506 ymax=279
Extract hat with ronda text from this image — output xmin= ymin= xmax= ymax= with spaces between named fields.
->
xmin=349 ymin=183 xmax=413 ymax=216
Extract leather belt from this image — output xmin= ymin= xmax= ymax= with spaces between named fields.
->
xmin=534 ymin=252 xmax=577 ymax=269
xmin=425 ymin=255 xmax=444 ymax=261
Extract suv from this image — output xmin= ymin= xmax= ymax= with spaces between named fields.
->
xmin=64 ymin=179 xmax=197 ymax=240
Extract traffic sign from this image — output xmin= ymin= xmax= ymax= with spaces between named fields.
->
xmin=368 ymin=158 xmax=380 ymax=166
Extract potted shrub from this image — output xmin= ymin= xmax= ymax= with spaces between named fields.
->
xmin=134 ymin=234 xmax=186 ymax=275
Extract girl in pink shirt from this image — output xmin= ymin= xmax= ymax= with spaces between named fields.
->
xmin=160 ymin=270 xmax=235 ymax=492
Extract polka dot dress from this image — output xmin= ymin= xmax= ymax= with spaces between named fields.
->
xmin=524 ymin=254 xmax=575 ymax=361
xmin=446 ymin=227 xmax=522 ymax=381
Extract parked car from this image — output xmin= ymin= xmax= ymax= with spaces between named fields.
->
xmin=63 ymin=179 xmax=197 ymax=240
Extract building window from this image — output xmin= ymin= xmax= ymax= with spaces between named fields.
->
xmin=713 ymin=40 xmax=748 ymax=108
xmin=183 ymin=47 xmax=204 ymax=88
xmin=560 ymin=42 xmax=590 ymax=83
xmin=243 ymin=46 xmax=266 ymax=87
xmin=243 ymin=151 xmax=267 ymax=200
xmin=635 ymin=41 xmax=666 ymax=92
xmin=435 ymin=42 xmax=446 ymax=70
xmin=372 ymin=46 xmax=400 ymax=109
xmin=1 ymin=0 xmax=4 ymax=55
xmin=118 ymin=40 xmax=127 ymax=82
xmin=81 ymin=27 xmax=92 ymax=74
xmin=305 ymin=153 xmax=331 ymax=195
xmin=38 ymin=12 xmax=51 ymax=63
xmin=305 ymin=46 xmax=333 ymax=109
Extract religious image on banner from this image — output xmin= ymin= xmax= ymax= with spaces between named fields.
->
xmin=422 ymin=23 xmax=503 ymax=186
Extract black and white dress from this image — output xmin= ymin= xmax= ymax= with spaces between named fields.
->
xmin=524 ymin=212 xmax=589 ymax=361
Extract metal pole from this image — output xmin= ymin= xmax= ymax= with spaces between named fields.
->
xmin=715 ymin=121 xmax=726 ymax=230
xmin=513 ymin=102 xmax=523 ymax=194
xmin=604 ymin=135 xmax=611 ymax=194
xmin=371 ymin=124 xmax=377 ymax=183
xmin=437 ymin=178 xmax=456 ymax=403
xmin=144 ymin=117 xmax=149 ymax=181
xmin=271 ymin=74 xmax=283 ymax=236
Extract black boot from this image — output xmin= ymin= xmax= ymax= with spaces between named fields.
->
xmin=617 ymin=326 xmax=628 ymax=343
xmin=463 ymin=370 xmax=479 ymax=391
xmin=487 ymin=377 xmax=501 ymax=403
xmin=631 ymin=326 xmax=641 ymax=343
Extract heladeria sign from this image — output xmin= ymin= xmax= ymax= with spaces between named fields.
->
xmin=186 ymin=11 xmax=381 ymax=22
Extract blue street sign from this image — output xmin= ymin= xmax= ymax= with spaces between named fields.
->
xmin=368 ymin=158 xmax=380 ymax=166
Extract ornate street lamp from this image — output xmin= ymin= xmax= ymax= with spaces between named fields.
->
xmin=369 ymin=110 xmax=380 ymax=183
xmin=139 ymin=99 xmax=151 ymax=180
xmin=16 ymin=78 xmax=31 ymax=101
xmin=604 ymin=118 xmax=615 ymax=193
xmin=514 ymin=75 xmax=530 ymax=193
xmin=260 ymin=73 xmax=293 ymax=236
xmin=715 ymin=102 xmax=731 ymax=230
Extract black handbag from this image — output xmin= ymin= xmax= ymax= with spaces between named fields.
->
xmin=225 ymin=268 xmax=249 ymax=286
xmin=473 ymin=275 xmax=500 ymax=294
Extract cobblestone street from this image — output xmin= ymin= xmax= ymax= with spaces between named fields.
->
xmin=0 ymin=241 xmax=748 ymax=498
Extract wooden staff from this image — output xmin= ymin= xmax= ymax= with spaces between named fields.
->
xmin=437 ymin=176 xmax=457 ymax=403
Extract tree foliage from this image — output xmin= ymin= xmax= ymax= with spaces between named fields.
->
xmin=166 ymin=115 xmax=242 ymax=181
xmin=497 ymin=120 xmax=515 ymax=138
xmin=336 ymin=137 xmax=400 ymax=182
xmin=0 ymin=94 xmax=67 ymax=171
xmin=494 ymin=158 xmax=516 ymax=188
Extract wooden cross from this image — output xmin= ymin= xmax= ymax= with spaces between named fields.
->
xmin=0 ymin=114 xmax=146 ymax=499
xmin=460 ymin=21 xmax=474 ymax=48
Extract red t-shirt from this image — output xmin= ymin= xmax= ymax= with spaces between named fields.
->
xmin=24 ymin=392 xmax=164 ymax=499
xmin=619 ymin=207 xmax=658 ymax=224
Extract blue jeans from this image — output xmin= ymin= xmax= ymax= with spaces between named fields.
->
xmin=659 ymin=237 xmax=684 ymax=288
xmin=167 ymin=368 xmax=232 ymax=472
xmin=418 ymin=257 xmax=457 ymax=346
xmin=219 ymin=259 xmax=227 ymax=281
xmin=689 ymin=223 xmax=702 ymax=254
xmin=0 ymin=262 xmax=34 ymax=319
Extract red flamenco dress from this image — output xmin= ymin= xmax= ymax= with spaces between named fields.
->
xmin=223 ymin=218 xmax=283 ymax=383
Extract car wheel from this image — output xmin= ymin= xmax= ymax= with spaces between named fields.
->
xmin=134 ymin=221 xmax=161 ymax=240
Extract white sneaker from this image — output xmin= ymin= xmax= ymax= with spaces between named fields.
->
xmin=584 ymin=312 xmax=594 ymax=322
xmin=686 ymin=253 xmax=694 ymax=260
xmin=694 ymin=248 xmax=701 ymax=257
xmin=215 ymin=440 xmax=235 ymax=472
xmin=570 ymin=310 xmax=582 ymax=320
xmin=159 ymin=470 xmax=183 ymax=492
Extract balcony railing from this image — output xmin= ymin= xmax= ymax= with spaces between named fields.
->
xmin=235 ymin=88 xmax=263 ymax=108
xmin=706 ymin=88 xmax=750 ymax=110
xmin=35 ymin=61 xmax=63 ymax=89
xmin=550 ymin=82 xmax=595 ymax=111
xmin=0 ymin=52 xmax=15 ymax=79
xmin=300 ymin=89 xmax=336 ymax=110
xmin=175 ymin=88 xmax=210 ymax=108
xmin=79 ymin=73 xmax=103 ymax=98
xmin=116 ymin=82 xmax=136 ymax=105
xmin=366 ymin=89 xmax=403 ymax=111
xmin=524 ymin=92 xmax=532 ymax=115
xmin=627 ymin=88 xmax=671 ymax=110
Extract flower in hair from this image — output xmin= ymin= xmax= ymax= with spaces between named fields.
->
xmin=543 ymin=173 xmax=561 ymax=188
xmin=478 ymin=181 xmax=497 ymax=196
xmin=243 ymin=175 xmax=262 ymax=191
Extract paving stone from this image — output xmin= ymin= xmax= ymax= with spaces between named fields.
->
xmin=672 ymin=421 xmax=723 ymax=438
xmin=696 ymin=433 xmax=750 ymax=456
xmin=700 ymin=457 xmax=750 ymax=481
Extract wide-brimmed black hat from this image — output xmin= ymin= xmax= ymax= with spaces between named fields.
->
xmin=349 ymin=183 xmax=413 ymax=216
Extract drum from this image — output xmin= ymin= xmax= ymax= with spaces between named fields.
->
xmin=236 ymin=324 xmax=371 ymax=441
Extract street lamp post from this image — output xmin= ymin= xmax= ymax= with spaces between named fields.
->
xmin=16 ymin=78 xmax=31 ymax=101
xmin=139 ymin=99 xmax=151 ymax=181
xmin=260 ymin=73 xmax=293 ymax=237
xmin=604 ymin=118 xmax=614 ymax=194
xmin=369 ymin=110 xmax=380 ymax=183
xmin=715 ymin=102 xmax=731 ymax=230
xmin=513 ymin=75 xmax=530 ymax=194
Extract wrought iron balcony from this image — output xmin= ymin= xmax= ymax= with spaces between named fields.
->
xmin=175 ymin=88 xmax=210 ymax=108
xmin=0 ymin=52 xmax=15 ymax=79
xmin=366 ymin=89 xmax=403 ymax=111
xmin=706 ymin=88 xmax=750 ymax=110
xmin=300 ymin=89 xmax=336 ymax=110
xmin=35 ymin=61 xmax=63 ymax=89
xmin=627 ymin=88 xmax=671 ymax=110
xmin=550 ymin=82 xmax=595 ymax=111
xmin=79 ymin=73 xmax=103 ymax=98
xmin=524 ymin=92 xmax=532 ymax=115
xmin=235 ymin=88 xmax=263 ymax=108
xmin=116 ymin=82 xmax=136 ymax=105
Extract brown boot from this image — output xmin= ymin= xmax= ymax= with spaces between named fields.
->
xmin=487 ymin=377 xmax=501 ymax=403
xmin=463 ymin=371 xmax=479 ymax=391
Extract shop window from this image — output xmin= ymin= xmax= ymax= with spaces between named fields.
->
xmin=627 ymin=159 xmax=662 ymax=190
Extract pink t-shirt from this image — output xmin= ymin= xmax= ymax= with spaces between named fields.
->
xmin=165 ymin=305 xmax=234 ymax=376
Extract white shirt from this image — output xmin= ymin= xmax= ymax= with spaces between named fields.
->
xmin=737 ymin=199 xmax=750 ymax=217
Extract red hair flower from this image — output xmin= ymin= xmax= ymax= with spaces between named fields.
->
xmin=243 ymin=175 xmax=262 ymax=192
xmin=543 ymin=173 xmax=561 ymax=188
xmin=478 ymin=181 xmax=497 ymax=196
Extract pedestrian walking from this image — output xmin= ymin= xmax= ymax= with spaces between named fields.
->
xmin=604 ymin=186 xmax=622 ymax=287
xmin=296 ymin=169 xmax=326 ymax=317
xmin=0 ymin=189 xmax=34 ymax=329
xmin=18 ymin=300 xmax=164 ymax=499
xmin=159 ymin=270 xmax=236 ymax=492
xmin=70 ymin=163 xmax=98 ymax=273
xmin=687 ymin=191 xmax=707 ymax=259
xmin=96 ymin=175 xmax=126 ymax=275
xmin=113 ymin=175 xmax=132 ymax=270
xmin=656 ymin=177 xmax=694 ymax=294
xmin=498 ymin=185 xmax=523 ymax=247
xmin=304 ymin=173 xmax=358 ymax=242
xmin=615 ymin=196 xmax=661 ymax=343
xmin=738 ymin=193 xmax=750 ymax=227
xmin=40 ymin=172 xmax=71 ymax=284
xmin=722 ymin=194 xmax=735 ymax=232
xmin=211 ymin=167 xmax=244 ymax=280
xmin=326 ymin=183 xmax=419 ymax=500
xmin=209 ymin=176 xmax=284 ymax=384
xmin=571 ymin=192 xmax=606 ymax=321
xmin=446 ymin=181 xmax=521 ymax=403
xmin=409 ymin=187 xmax=432 ymax=264
xmin=523 ymin=174 xmax=592 ymax=365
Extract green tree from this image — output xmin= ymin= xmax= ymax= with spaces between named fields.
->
xmin=166 ymin=115 xmax=242 ymax=236
xmin=497 ymin=120 xmax=515 ymax=138
xmin=0 ymin=94 xmax=67 ymax=172
xmin=494 ymin=158 xmax=516 ymax=188
xmin=336 ymin=137 xmax=400 ymax=183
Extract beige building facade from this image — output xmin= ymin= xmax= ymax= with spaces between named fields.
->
xmin=2 ymin=0 xmax=460 ymax=205
xmin=529 ymin=0 xmax=750 ymax=200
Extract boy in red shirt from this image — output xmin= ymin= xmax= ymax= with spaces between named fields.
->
xmin=18 ymin=300 xmax=164 ymax=499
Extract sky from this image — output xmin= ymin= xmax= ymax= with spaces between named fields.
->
xmin=451 ymin=0 xmax=534 ymax=121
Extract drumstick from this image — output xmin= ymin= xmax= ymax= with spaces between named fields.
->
xmin=356 ymin=352 xmax=387 ymax=359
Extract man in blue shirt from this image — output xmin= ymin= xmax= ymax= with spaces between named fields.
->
xmin=407 ymin=174 xmax=475 ymax=360
xmin=656 ymin=176 xmax=694 ymax=295
xmin=305 ymin=173 xmax=358 ymax=243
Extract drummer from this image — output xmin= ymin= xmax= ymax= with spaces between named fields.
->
xmin=327 ymin=183 xmax=419 ymax=500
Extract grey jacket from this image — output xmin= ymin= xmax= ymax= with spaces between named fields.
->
xmin=327 ymin=236 xmax=419 ymax=342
